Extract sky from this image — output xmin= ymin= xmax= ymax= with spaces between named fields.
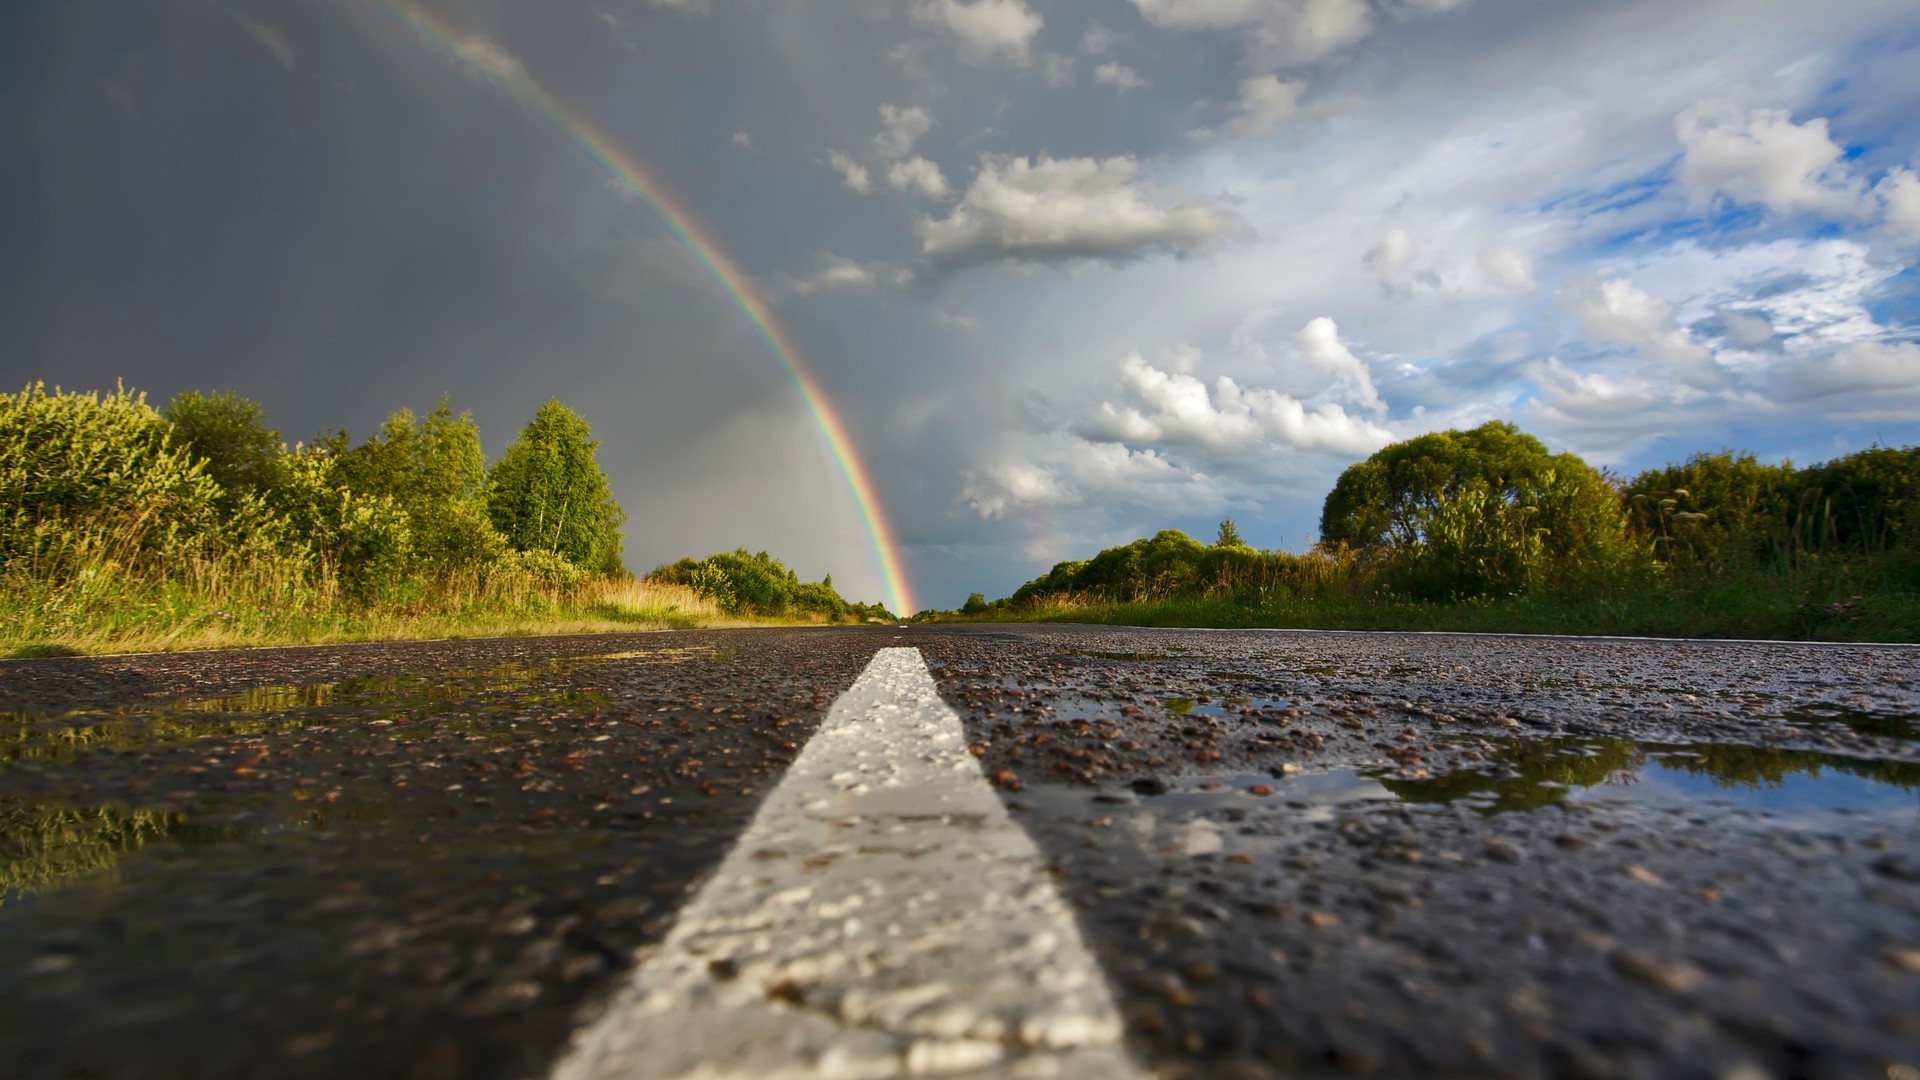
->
xmin=4 ymin=0 xmax=1918 ymax=613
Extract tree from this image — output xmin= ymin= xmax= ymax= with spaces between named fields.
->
xmin=333 ymin=396 xmax=502 ymax=573
xmin=1320 ymin=421 xmax=1634 ymax=598
xmin=162 ymin=391 xmax=285 ymax=512
xmin=1214 ymin=518 xmax=1248 ymax=548
xmin=486 ymin=400 xmax=626 ymax=575
xmin=961 ymin=592 xmax=988 ymax=614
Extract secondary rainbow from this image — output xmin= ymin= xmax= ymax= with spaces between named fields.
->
xmin=364 ymin=1 xmax=914 ymax=615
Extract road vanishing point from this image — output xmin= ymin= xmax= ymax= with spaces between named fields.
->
xmin=2 ymin=625 xmax=1918 ymax=1079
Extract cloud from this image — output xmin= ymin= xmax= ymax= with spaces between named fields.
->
xmin=827 ymin=149 xmax=873 ymax=194
xmin=914 ymin=0 xmax=1043 ymax=65
xmin=731 ymin=131 xmax=754 ymax=151
xmin=787 ymin=257 xmax=877 ymax=296
xmin=1129 ymin=0 xmax=1372 ymax=67
xmin=1076 ymin=352 xmax=1393 ymax=454
xmin=888 ymin=156 xmax=951 ymax=198
xmin=1476 ymin=244 xmax=1535 ymax=290
xmin=875 ymin=104 xmax=935 ymax=160
xmin=228 ymin=11 xmax=295 ymax=71
xmin=1522 ymin=357 xmax=1699 ymax=452
xmin=1877 ymin=167 xmax=1920 ymax=243
xmin=963 ymin=437 xmax=1216 ymax=518
xmin=1296 ymin=317 xmax=1385 ymax=413
xmin=646 ymin=0 xmax=712 ymax=16
xmin=1781 ymin=340 xmax=1920 ymax=400
xmin=1363 ymin=229 xmax=1412 ymax=274
xmin=1675 ymin=101 xmax=1869 ymax=219
xmin=781 ymin=256 xmax=915 ymax=298
xmin=444 ymin=34 xmax=526 ymax=84
xmin=1094 ymin=62 xmax=1147 ymax=91
xmin=1559 ymin=275 xmax=1720 ymax=385
xmin=1716 ymin=308 xmax=1777 ymax=349
xmin=917 ymin=155 xmax=1248 ymax=271
xmin=1042 ymin=53 xmax=1075 ymax=87
xmin=1081 ymin=22 xmax=1119 ymax=54
xmin=1227 ymin=75 xmax=1303 ymax=136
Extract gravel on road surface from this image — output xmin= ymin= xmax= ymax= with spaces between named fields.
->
xmin=918 ymin=626 xmax=1920 ymax=1080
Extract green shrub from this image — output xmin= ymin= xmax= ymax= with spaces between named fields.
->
xmin=1 ymin=383 xmax=223 ymax=561
xmin=162 ymin=390 xmax=286 ymax=514
xmin=486 ymin=400 xmax=626 ymax=575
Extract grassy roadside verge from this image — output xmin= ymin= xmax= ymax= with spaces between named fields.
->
xmin=933 ymin=565 xmax=1920 ymax=642
xmin=0 ymin=577 xmax=784 ymax=659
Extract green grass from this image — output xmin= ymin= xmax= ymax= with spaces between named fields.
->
xmin=0 ymin=574 xmax=761 ymax=659
xmin=936 ymin=558 xmax=1920 ymax=642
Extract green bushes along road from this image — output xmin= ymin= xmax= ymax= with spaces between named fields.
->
xmin=941 ymin=422 xmax=1920 ymax=641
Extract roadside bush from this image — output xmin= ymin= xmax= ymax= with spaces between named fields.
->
xmin=1 ymin=383 xmax=223 ymax=563
xmin=1321 ymin=421 xmax=1636 ymax=599
xmin=162 ymin=390 xmax=287 ymax=514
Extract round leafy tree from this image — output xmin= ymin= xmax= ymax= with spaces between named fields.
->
xmin=1319 ymin=421 xmax=1633 ymax=598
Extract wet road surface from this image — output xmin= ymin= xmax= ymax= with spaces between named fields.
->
xmin=3 ymin=625 xmax=1918 ymax=1078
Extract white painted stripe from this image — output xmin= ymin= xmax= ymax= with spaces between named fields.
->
xmin=553 ymin=647 xmax=1143 ymax=1079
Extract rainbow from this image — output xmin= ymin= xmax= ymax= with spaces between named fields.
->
xmin=362 ymin=1 xmax=914 ymax=615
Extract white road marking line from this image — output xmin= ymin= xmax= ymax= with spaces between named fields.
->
xmin=553 ymin=647 xmax=1143 ymax=1079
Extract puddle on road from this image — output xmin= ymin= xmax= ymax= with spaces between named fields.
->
xmin=0 ymin=647 xmax=715 ymax=903
xmin=1379 ymin=736 xmax=1920 ymax=826
xmin=1026 ymin=736 xmax=1920 ymax=849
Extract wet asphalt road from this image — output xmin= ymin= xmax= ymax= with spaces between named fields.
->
xmin=3 ymin=625 xmax=1919 ymax=1079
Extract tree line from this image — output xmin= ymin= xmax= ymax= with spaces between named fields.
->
xmin=962 ymin=422 xmax=1918 ymax=640
xmin=1 ymin=383 xmax=627 ymax=600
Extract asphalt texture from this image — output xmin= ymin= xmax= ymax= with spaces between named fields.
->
xmin=4 ymin=625 xmax=1920 ymax=1079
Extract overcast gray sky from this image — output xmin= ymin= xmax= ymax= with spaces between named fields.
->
xmin=6 ymin=0 xmax=1918 ymax=611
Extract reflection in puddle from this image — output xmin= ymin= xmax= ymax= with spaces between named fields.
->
xmin=1379 ymin=737 xmax=1920 ymax=824
xmin=1035 ymin=736 xmax=1920 ymax=849
xmin=1779 ymin=704 xmax=1920 ymax=741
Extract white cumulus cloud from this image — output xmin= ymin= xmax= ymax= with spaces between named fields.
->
xmin=1877 ymin=167 xmax=1920 ymax=244
xmin=1296 ymin=317 xmax=1385 ymax=413
xmin=1227 ymin=74 xmax=1303 ymax=137
xmin=1559 ymin=275 xmax=1720 ymax=385
xmin=914 ymin=0 xmax=1043 ymax=65
xmin=1130 ymin=0 xmax=1372 ymax=67
xmin=1094 ymin=62 xmax=1147 ymax=91
xmin=1076 ymin=352 xmax=1392 ymax=454
xmin=875 ymin=104 xmax=935 ymax=160
xmin=917 ymin=155 xmax=1248 ymax=271
xmin=1676 ymin=101 xmax=1869 ymax=219
xmin=888 ymin=156 xmax=950 ymax=198
xmin=827 ymin=149 xmax=873 ymax=194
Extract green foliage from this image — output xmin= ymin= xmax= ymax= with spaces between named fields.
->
xmin=1214 ymin=518 xmax=1248 ymax=549
xmin=962 ymin=592 xmax=989 ymax=614
xmin=1008 ymin=530 xmax=1343 ymax=608
xmin=1321 ymin=421 xmax=1636 ymax=599
xmin=162 ymin=391 xmax=286 ymax=513
xmin=333 ymin=397 xmax=505 ymax=574
xmin=966 ymin=424 xmax=1915 ymax=642
xmin=1 ymin=383 xmax=223 ymax=560
xmin=1626 ymin=446 xmax=1920 ymax=574
xmin=650 ymin=549 xmax=891 ymax=621
xmin=486 ymin=400 xmax=626 ymax=576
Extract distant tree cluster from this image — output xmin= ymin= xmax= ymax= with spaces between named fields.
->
xmin=647 ymin=549 xmax=893 ymax=622
xmin=981 ymin=421 xmax=1919 ymax=616
xmin=1 ymin=383 xmax=627 ymax=602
